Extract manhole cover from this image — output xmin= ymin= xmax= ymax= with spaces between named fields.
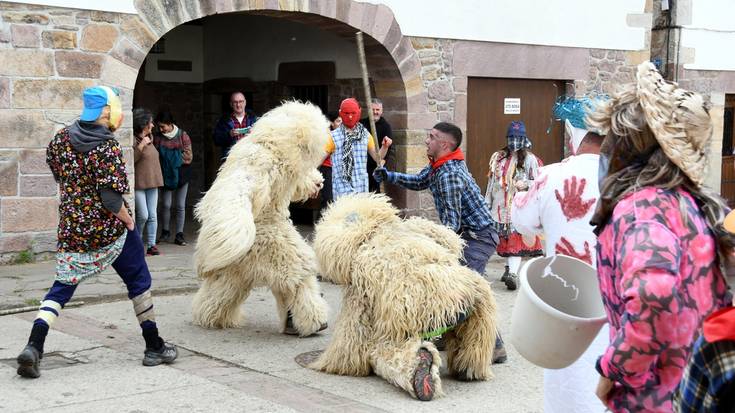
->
xmin=294 ymin=350 xmax=324 ymax=368
xmin=0 ymin=352 xmax=84 ymax=371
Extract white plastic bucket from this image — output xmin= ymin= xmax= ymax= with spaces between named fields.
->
xmin=510 ymin=255 xmax=607 ymax=369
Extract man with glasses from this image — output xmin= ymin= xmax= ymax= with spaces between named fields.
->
xmin=360 ymin=98 xmax=393 ymax=192
xmin=373 ymin=121 xmax=506 ymax=363
xmin=213 ymin=91 xmax=257 ymax=160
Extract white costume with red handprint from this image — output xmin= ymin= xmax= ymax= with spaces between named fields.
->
xmin=512 ymin=152 xmax=609 ymax=413
xmin=512 ymin=153 xmax=598 ymax=266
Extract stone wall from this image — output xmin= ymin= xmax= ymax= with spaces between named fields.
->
xmin=0 ymin=2 xmax=157 ymax=263
xmin=397 ymin=37 xmax=459 ymax=220
xmin=579 ymin=49 xmax=636 ymax=94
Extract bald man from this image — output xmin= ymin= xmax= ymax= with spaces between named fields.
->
xmin=213 ymin=91 xmax=258 ymax=159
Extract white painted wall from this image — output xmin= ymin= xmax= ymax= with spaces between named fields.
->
xmin=681 ymin=0 xmax=735 ymax=71
xmin=366 ymin=0 xmax=647 ymax=50
xmin=144 ymin=25 xmax=203 ymax=83
xmin=7 ymin=0 xmax=647 ymax=51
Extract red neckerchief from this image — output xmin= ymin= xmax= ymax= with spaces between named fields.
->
xmin=430 ymin=148 xmax=465 ymax=172
xmin=703 ymin=306 xmax=735 ymax=342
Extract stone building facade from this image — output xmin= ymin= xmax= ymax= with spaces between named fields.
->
xmin=649 ymin=0 xmax=735 ymax=192
xmin=0 ymin=0 xmax=704 ymax=263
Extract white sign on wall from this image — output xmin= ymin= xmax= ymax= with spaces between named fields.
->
xmin=504 ymin=98 xmax=521 ymax=115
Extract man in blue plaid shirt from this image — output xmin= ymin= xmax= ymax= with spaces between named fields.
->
xmin=373 ymin=122 xmax=497 ymax=265
xmin=374 ymin=121 xmax=507 ymax=363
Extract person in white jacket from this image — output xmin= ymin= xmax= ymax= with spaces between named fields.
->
xmin=512 ymin=118 xmax=609 ymax=413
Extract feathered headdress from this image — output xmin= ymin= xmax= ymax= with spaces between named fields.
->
xmin=552 ymin=96 xmax=605 ymax=154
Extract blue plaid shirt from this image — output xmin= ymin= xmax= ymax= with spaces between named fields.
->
xmin=386 ymin=160 xmax=492 ymax=232
xmin=675 ymin=334 xmax=735 ymax=412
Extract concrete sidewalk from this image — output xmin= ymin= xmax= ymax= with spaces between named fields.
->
xmin=0 ymin=234 xmax=542 ymax=412
xmin=0 ymin=240 xmax=200 ymax=311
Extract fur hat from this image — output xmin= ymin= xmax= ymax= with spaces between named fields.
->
xmin=635 ymin=61 xmax=712 ymax=186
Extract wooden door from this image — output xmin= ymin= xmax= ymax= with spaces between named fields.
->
xmin=722 ymin=156 xmax=735 ymax=208
xmin=722 ymin=97 xmax=735 ymax=207
xmin=467 ymin=78 xmax=565 ymax=193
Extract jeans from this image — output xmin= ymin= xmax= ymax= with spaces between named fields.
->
xmin=459 ymin=225 xmax=504 ymax=353
xmin=161 ymin=183 xmax=188 ymax=234
xmin=134 ymin=188 xmax=158 ymax=248
xmin=318 ymin=165 xmax=333 ymax=210
xmin=460 ymin=225 xmax=500 ymax=276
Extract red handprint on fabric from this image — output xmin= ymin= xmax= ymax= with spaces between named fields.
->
xmin=554 ymin=176 xmax=596 ymax=221
xmin=555 ymin=237 xmax=592 ymax=265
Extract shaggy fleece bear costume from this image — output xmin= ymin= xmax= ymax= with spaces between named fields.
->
xmin=310 ymin=193 xmax=498 ymax=400
xmin=192 ymin=101 xmax=328 ymax=336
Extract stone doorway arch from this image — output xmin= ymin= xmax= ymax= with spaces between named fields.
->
xmin=0 ymin=0 xmax=433 ymax=260
xmin=127 ymin=0 xmax=429 ymax=210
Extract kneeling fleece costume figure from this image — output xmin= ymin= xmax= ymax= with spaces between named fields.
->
xmin=310 ymin=194 xmax=499 ymax=400
xmin=192 ymin=101 xmax=328 ymax=336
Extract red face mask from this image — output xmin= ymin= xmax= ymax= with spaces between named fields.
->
xmin=339 ymin=98 xmax=361 ymax=129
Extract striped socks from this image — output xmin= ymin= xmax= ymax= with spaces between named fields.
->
xmin=132 ymin=290 xmax=163 ymax=350
xmin=28 ymin=300 xmax=61 ymax=354
xmin=132 ymin=290 xmax=155 ymax=325
xmin=36 ymin=300 xmax=61 ymax=326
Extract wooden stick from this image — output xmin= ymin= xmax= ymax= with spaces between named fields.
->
xmin=355 ymin=31 xmax=382 ymax=166
xmin=0 ymin=300 xmax=84 ymax=316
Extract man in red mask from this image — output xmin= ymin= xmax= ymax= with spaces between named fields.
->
xmin=373 ymin=121 xmax=507 ymax=364
xmin=324 ymin=98 xmax=391 ymax=198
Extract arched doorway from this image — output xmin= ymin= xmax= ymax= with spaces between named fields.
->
xmin=129 ymin=2 xmax=424 ymax=230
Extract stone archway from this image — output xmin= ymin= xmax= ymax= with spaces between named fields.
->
xmin=0 ymin=0 xmax=433 ymax=260
xmin=126 ymin=0 xmax=431 ymax=209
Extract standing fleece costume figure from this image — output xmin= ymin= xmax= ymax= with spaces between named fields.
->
xmin=310 ymin=194 xmax=498 ymax=401
xmin=192 ymin=101 xmax=329 ymax=336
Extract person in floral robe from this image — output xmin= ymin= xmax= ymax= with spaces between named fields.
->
xmin=15 ymin=86 xmax=177 ymax=379
xmin=485 ymin=120 xmax=543 ymax=290
xmin=588 ymin=62 xmax=732 ymax=412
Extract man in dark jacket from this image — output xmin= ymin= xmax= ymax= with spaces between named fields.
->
xmin=213 ymin=91 xmax=257 ymax=160
xmin=360 ymin=98 xmax=393 ymax=192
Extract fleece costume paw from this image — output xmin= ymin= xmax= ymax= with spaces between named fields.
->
xmin=192 ymin=101 xmax=328 ymax=336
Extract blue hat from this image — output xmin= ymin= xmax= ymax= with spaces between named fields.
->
xmin=80 ymin=86 xmax=113 ymax=121
xmin=506 ymin=121 xmax=527 ymax=138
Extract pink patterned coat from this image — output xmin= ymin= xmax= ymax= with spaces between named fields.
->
xmin=596 ymin=187 xmax=730 ymax=412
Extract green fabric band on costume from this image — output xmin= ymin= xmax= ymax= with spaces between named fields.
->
xmin=420 ymin=309 xmax=472 ymax=339
xmin=421 ymin=325 xmax=455 ymax=340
